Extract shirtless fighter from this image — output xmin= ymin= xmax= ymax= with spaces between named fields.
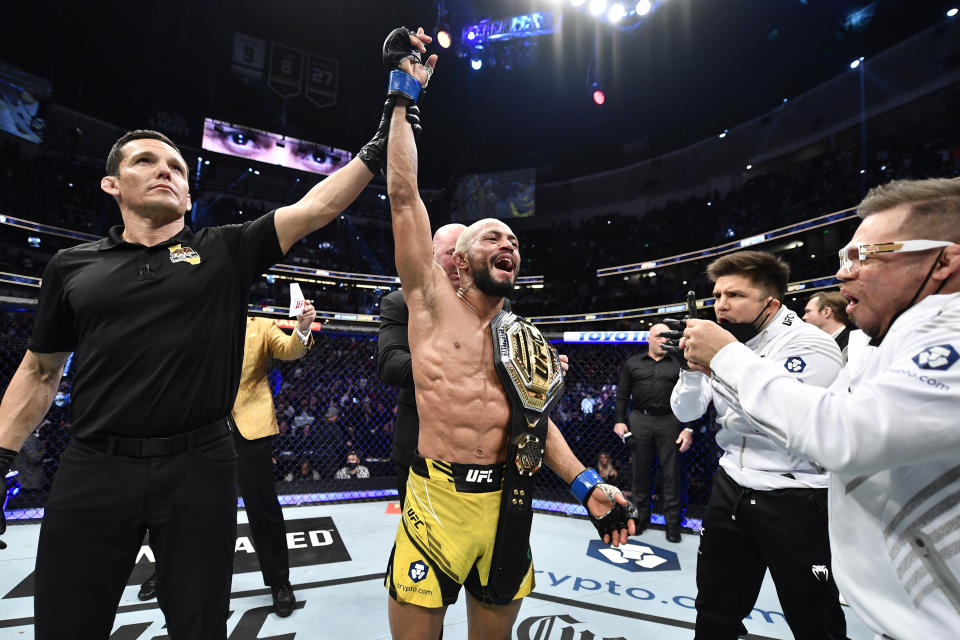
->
xmin=378 ymin=27 xmax=639 ymax=640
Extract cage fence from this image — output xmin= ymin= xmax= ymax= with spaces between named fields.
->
xmin=1 ymin=307 xmax=721 ymax=528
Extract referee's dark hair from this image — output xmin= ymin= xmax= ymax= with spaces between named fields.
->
xmin=105 ymin=129 xmax=184 ymax=177
xmin=706 ymin=250 xmax=790 ymax=300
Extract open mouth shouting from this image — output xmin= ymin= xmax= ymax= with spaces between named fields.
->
xmin=493 ymin=253 xmax=516 ymax=276
xmin=841 ymin=290 xmax=859 ymax=313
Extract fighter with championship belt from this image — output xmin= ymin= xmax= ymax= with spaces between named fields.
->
xmin=377 ymin=27 xmax=639 ymax=640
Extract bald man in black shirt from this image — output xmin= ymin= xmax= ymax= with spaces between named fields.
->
xmin=613 ymin=323 xmax=692 ymax=542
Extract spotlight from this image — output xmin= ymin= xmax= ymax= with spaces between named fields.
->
xmin=849 ymin=56 xmax=863 ymax=69
xmin=745 ymin=164 xmax=752 ymax=170
xmin=718 ymin=129 xmax=728 ymax=139
xmin=470 ymin=57 xmax=482 ymax=70
xmin=437 ymin=30 xmax=452 ymax=49
xmin=589 ymin=0 xmax=608 ymax=17
xmin=593 ymin=89 xmax=606 ymax=105
xmin=636 ymin=0 xmax=652 ymax=16
xmin=949 ymin=8 xmax=958 ymax=17
xmin=466 ymin=29 xmax=477 ymax=41
xmin=608 ymin=3 xmax=626 ymax=23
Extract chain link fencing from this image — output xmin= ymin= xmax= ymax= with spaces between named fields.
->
xmin=2 ymin=306 xmax=722 ymax=529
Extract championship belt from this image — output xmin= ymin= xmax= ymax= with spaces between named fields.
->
xmin=486 ymin=310 xmax=564 ymax=604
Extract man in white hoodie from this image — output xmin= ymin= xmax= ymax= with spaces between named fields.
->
xmin=667 ymin=250 xmax=847 ymax=639
xmin=678 ymin=177 xmax=960 ymax=639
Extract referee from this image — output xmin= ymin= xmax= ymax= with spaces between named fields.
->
xmin=0 ymin=124 xmax=387 ymax=639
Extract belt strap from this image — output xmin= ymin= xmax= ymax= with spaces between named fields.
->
xmin=633 ymin=407 xmax=671 ymax=416
xmin=486 ymin=310 xmax=564 ymax=605
xmin=84 ymin=417 xmax=234 ymax=457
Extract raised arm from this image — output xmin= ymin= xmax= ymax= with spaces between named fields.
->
xmin=272 ymin=29 xmax=439 ymax=255
xmin=387 ymin=98 xmax=436 ymax=294
xmin=670 ymin=369 xmax=713 ymax=422
xmin=266 ymin=302 xmax=316 ymax=361
xmin=273 ymin=159 xmax=374 ymax=255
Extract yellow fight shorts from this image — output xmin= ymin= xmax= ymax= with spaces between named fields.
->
xmin=385 ymin=457 xmax=535 ymax=607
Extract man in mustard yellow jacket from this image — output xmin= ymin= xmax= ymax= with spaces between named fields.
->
xmin=232 ymin=303 xmax=315 ymax=617
xmin=139 ymin=303 xmax=315 ymax=617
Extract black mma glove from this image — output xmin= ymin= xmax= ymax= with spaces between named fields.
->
xmin=357 ymin=98 xmax=394 ymax=175
xmin=0 ymin=446 xmax=16 ymax=549
xmin=357 ymin=101 xmax=424 ymax=175
xmin=358 ymin=27 xmax=432 ymax=175
xmin=570 ymin=468 xmax=640 ymax=541
xmin=659 ymin=317 xmax=689 ymax=369
xmin=382 ymin=27 xmax=433 ymax=103
xmin=660 ymin=290 xmax=698 ymax=368
xmin=405 ymin=104 xmax=422 ymax=138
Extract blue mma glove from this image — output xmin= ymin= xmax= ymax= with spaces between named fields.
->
xmin=570 ymin=468 xmax=639 ymax=540
xmin=382 ymin=27 xmax=432 ymax=103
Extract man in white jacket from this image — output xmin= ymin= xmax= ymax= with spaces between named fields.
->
xmin=678 ymin=177 xmax=960 ymax=640
xmin=668 ymin=250 xmax=847 ymax=639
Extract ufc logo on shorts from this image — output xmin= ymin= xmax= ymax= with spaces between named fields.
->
xmin=407 ymin=508 xmax=424 ymax=529
xmin=466 ymin=469 xmax=494 ymax=483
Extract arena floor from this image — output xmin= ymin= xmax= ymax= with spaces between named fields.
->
xmin=0 ymin=501 xmax=875 ymax=639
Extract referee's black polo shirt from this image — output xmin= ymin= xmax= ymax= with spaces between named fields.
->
xmin=27 ymin=211 xmax=284 ymax=440
xmin=614 ymin=350 xmax=683 ymax=423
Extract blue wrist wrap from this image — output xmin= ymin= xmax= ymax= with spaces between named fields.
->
xmin=570 ymin=468 xmax=602 ymax=505
xmin=387 ymin=70 xmax=421 ymax=103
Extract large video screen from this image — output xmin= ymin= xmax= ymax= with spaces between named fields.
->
xmin=451 ymin=168 xmax=536 ymax=220
xmin=202 ymin=117 xmax=351 ymax=176
xmin=0 ymin=61 xmax=51 ymax=144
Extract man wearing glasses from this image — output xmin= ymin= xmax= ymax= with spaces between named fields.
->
xmin=676 ymin=178 xmax=960 ymax=639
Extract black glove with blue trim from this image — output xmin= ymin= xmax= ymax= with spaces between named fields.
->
xmin=570 ymin=468 xmax=639 ymax=543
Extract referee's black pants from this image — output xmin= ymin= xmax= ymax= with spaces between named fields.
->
xmin=629 ymin=411 xmax=683 ymax=525
xmin=234 ymin=429 xmax=289 ymax=588
xmin=34 ymin=435 xmax=237 ymax=640
xmin=694 ymin=467 xmax=847 ymax=640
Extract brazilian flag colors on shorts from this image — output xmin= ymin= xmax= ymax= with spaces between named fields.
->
xmin=385 ymin=457 xmax=535 ymax=607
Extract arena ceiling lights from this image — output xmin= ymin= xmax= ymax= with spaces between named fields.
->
xmin=567 ymin=0 xmax=669 ymax=30
xmin=458 ymin=0 xmax=667 ymax=71
xmin=460 ymin=9 xmax=560 ymax=70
